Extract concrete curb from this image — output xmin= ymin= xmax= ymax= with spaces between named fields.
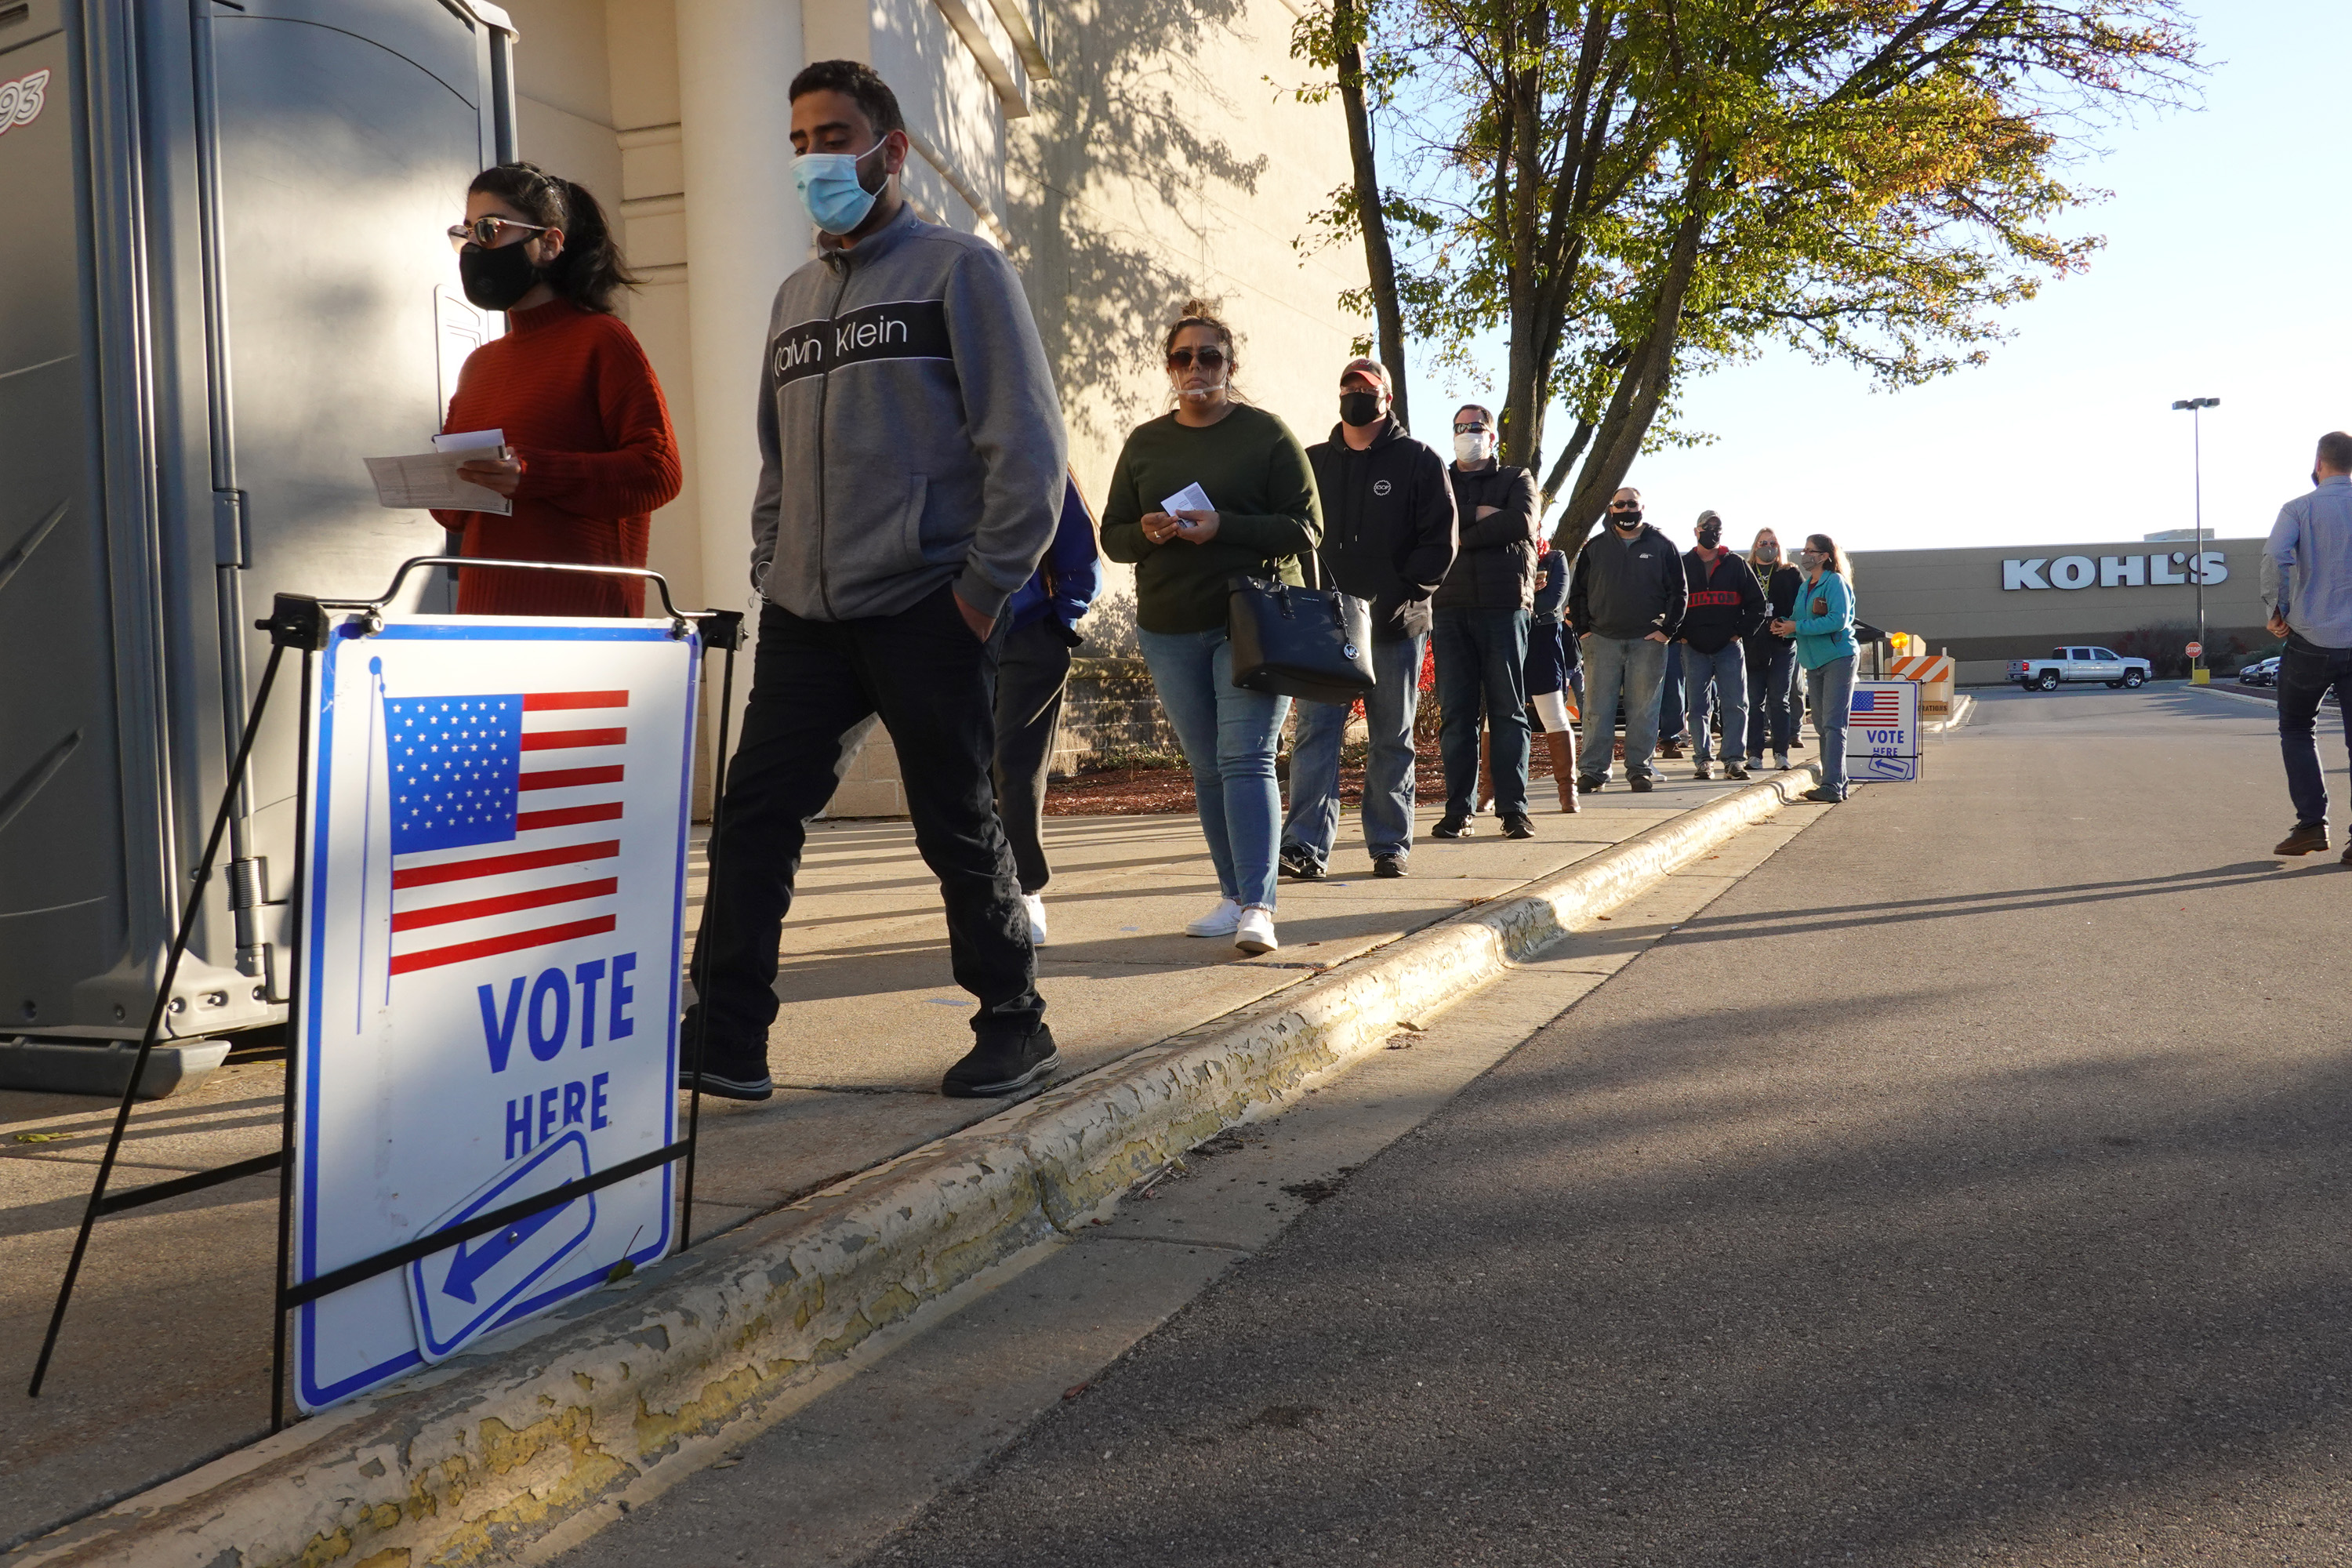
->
xmin=18 ymin=769 xmax=1820 ymax=1568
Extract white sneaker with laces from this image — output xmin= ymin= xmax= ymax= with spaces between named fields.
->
xmin=1184 ymin=897 xmax=1243 ymax=938
xmin=1234 ymin=906 xmax=1277 ymax=955
xmin=1023 ymin=892 xmax=1048 ymax=946
xmin=1774 ymin=751 xmax=1790 ymax=771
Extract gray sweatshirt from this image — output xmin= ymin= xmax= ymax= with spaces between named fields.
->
xmin=750 ymin=205 xmax=1068 ymax=622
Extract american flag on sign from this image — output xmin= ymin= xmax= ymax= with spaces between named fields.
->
xmin=1849 ymin=688 xmax=1901 ymax=722
xmin=380 ymin=689 xmax=630 ymax=976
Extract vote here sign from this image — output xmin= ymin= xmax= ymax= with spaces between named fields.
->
xmin=1846 ymin=680 xmax=1920 ymax=782
xmin=291 ymin=614 xmax=699 ymax=1412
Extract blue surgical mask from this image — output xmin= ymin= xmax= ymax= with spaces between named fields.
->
xmin=793 ymin=141 xmax=885 ymax=236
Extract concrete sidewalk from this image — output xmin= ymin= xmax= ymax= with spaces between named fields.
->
xmin=1 ymin=764 xmax=1780 ymax=1546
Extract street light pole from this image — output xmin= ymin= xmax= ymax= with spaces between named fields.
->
xmin=2171 ymin=397 xmax=2220 ymax=674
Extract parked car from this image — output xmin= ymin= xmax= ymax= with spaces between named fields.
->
xmin=2238 ymin=656 xmax=2281 ymax=688
xmin=2009 ymin=646 xmax=2152 ymax=691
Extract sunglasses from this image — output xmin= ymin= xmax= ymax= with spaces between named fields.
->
xmin=1454 ymin=423 xmax=1490 ymax=435
xmin=446 ymin=216 xmax=550 ymax=252
xmin=1166 ymin=347 xmax=1229 ymax=371
xmin=1608 ymin=502 xmax=1641 ymax=511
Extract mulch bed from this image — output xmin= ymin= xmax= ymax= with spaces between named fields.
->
xmin=1045 ymin=733 xmax=1575 ymax=817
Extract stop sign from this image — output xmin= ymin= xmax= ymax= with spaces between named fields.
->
xmin=2186 ymin=641 xmax=2204 ymax=657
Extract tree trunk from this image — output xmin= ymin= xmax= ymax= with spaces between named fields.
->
xmin=1334 ymin=0 xmax=1409 ymax=430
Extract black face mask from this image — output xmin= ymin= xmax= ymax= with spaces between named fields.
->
xmin=1610 ymin=509 xmax=1643 ymax=528
xmin=459 ymin=241 xmax=541 ymax=310
xmin=1340 ymin=390 xmax=1384 ymax=427
xmin=1695 ymin=524 xmax=1722 ymax=550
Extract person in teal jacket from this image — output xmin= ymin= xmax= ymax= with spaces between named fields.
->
xmin=1772 ymin=532 xmax=1857 ymax=801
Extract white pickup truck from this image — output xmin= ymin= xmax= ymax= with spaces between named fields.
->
xmin=2009 ymin=645 xmax=2151 ymax=691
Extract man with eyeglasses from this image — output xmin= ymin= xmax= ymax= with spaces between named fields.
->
xmin=1430 ymin=404 xmax=1541 ymax=837
xmin=686 ymin=60 xmax=1067 ymax=1104
xmin=1279 ymin=358 xmax=1456 ymax=880
xmin=1566 ymin=488 xmax=1686 ymax=793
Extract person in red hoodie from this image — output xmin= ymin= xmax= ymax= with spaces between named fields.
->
xmin=433 ymin=162 xmax=681 ymax=617
xmin=1675 ymin=510 xmax=1767 ymax=780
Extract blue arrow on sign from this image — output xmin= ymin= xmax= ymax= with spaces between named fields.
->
xmin=405 ymin=1130 xmax=599 ymax=1361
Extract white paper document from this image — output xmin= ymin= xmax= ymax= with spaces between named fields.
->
xmin=365 ymin=428 xmax=512 ymax=515
xmin=1160 ymin=482 xmax=1214 ymax=517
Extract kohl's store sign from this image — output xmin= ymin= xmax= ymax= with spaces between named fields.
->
xmin=2002 ymin=551 xmax=2229 ymax=592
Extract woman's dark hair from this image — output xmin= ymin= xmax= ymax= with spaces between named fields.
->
xmin=1806 ymin=532 xmax=1853 ymax=581
xmin=468 ymin=162 xmax=637 ymax=314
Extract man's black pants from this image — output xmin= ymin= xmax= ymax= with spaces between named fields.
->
xmin=992 ymin=619 xmax=1074 ymax=894
xmin=691 ymin=588 xmax=1042 ymax=1060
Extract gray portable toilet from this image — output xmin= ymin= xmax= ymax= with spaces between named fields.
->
xmin=0 ymin=0 xmax=517 ymax=1094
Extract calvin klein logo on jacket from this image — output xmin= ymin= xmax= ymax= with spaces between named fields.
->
xmin=768 ymin=299 xmax=953 ymax=388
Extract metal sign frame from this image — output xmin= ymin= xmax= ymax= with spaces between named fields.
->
xmin=28 ymin=561 xmax=745 ymax=1433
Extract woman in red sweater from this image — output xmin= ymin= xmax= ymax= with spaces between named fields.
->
xmin=435 ymin=162 xmax=681 ymax=618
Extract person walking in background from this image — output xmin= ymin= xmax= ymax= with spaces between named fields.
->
xmin=1102 ymin=300 xmax=1320 ymax=952
xmin=689 ymin=61 xmax=1066 ymax=1104
xmin=1744 ymin=528 xmax=1804 ymax=770
xmin=994 ymin=472 xmax=1102 ymax=942
xmin=1429 ymin=403 xmax=1536 ymax=839
xmin=1567 ymin=488 xmax=1686 ymax=793
xmin=1279 ymin=361 xmax=1454 ymax=876
xmin=1525 ymin=543 xmax=1580 ymax=811
xmin=437 ymin=162 xmax=681 ymax=616
xmin=1677 ymin=510 xmax=1765 ymax=781
xmin=1775 ymin=533 xmax=1857 ymax=804
xmin=2263 ymin=431 xmax=2352 ymax=858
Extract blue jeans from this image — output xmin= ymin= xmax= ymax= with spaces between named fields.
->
xmin=1578 ymin=635 xmax=1668 ymax=783
xmin=1433 ymin=608 xmax=1530 ymax=818
xmin=1744 ymin=640 xmax=1798 ymax=756
xmin=1657 ymin=642 xmax=1686 ymax=742
xmin=1138 ymin=627 xmax=1292 ymax=909
xmin=1805 ymin=654 xmax=1857 ymax=798
xmin=2277 ymin=635 xmax=2352 ymax=826
xmin=1681 ymin=641 xmax=1749 ymax=765
xmin=1283 ymin=634 xmax=1426 ymax=866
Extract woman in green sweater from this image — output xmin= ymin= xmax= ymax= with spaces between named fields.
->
xmin=1100 ymin=300 xmax=1323 ymax=955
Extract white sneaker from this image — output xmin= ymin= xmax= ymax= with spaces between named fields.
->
xmin=1023 ymin=892 xmax=1048 ymax=946
xmin=1234 ymin=906 xmax=1277 ymax=955
xmin=1184 ymin=897 xmax=1243 ymax=938
xmin=1774 ymin=751 xmax=1790 ymax=771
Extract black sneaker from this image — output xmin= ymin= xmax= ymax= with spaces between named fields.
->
xmin=1372 ymin=854 xmax=1406 ymax=879
xmin=677 ymin=1010 xmax=774 ymax=1100
xmin=1499 ymin=812 xmax=1536 ymax=839
xmin=1576 ymin=775 xmax=1605 ymax=794
xmin=1628 ymin=775 xmax=1655 ymax=793
xmin=1279 ymin=845 xmax=1327 ymax=881
xmin=942 ymin=1023 xmax=1060 ymax=1098
xmin=1724 ymin=761 xmax=1751 ymax=780
xmin=1432 ymin=814 xmax=1473 ymax=839
xmin=1801 ymin=786 xmax=1846 ymax=804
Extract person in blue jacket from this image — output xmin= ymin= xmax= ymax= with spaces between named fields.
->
xmin=995 ymin=470 xmax=1102 ymax=945
xmin=1772 ymin=532 xmax=1857 ymax=802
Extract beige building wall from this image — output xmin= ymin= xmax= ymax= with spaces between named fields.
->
xmin=1849 ymin=536 xmax=2272 ymax=684
xmin=493 ymin=0 xmax=1367 ymax=813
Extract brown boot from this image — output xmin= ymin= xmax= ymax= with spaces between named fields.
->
xmin=1478 ymin=731 xmax=1494 ymax=814
xmin=1546 ymin=731 xmax=1579 ymax=812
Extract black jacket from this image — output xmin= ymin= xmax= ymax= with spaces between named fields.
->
xmin=1305 ymin=417 xmax=1457 ymax=643
xmin=1433 ymin=463 xmax=1538 ymax=612
xmin=1748 ymin=561 xmax=1802 ymax=651
xmin=1566 ymin=522 xmax=1686 ymax=641
xmin=1679 ymin=547 xmax=1767 ymax=654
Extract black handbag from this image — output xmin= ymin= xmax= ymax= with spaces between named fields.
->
xmin=1226 ymin=552 xmax=1377 ymax=704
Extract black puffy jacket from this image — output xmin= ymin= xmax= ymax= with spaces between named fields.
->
xmin=1433 ymin=463 xmax=1538 ymax=612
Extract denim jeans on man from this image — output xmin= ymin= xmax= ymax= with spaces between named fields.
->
xmin=1744 ymin=639 xmax=1798 ymax=757
xmin=1805 ymin=653 xmax=1858 ymax=799
xmin=1432 ymin=608 xmax=1530 ymax=818
xmin=2277 ymin=635 xmax=2352 ymax=826
xmin=1578 ymin=634 xmax=1668 ymax=782
xmin=1283 ymin=634 xmax=1426 ymax=869
xmin=1681 ymin=642 xmax=1749 ymax=765
xmin=1138 ymin=626 xmax=1292 ymax=909
xmin=692 ymin=588 xmax=1040 ymax=1065
xmin=1657 ymin=641 xmax=1686 ymax=742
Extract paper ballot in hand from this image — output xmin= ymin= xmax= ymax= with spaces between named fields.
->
xmin=1160 ymin=482 xmax=1214 ymax=517
xmin=365 ymin=428 xmax=513 ymax=516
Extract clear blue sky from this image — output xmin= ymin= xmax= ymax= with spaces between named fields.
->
xmin=1408 ymin=2 xmax=2345 ymax=553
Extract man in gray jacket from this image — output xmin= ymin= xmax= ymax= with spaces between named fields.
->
xmin=688 ymin=60 xmax=1069 ymax=1102
xmin=1565 ymin=487 xmax=1686 ymax=793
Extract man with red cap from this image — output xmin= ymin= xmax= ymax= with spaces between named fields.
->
xmin=1279 ymin=358 xmax=1457 ymax=880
